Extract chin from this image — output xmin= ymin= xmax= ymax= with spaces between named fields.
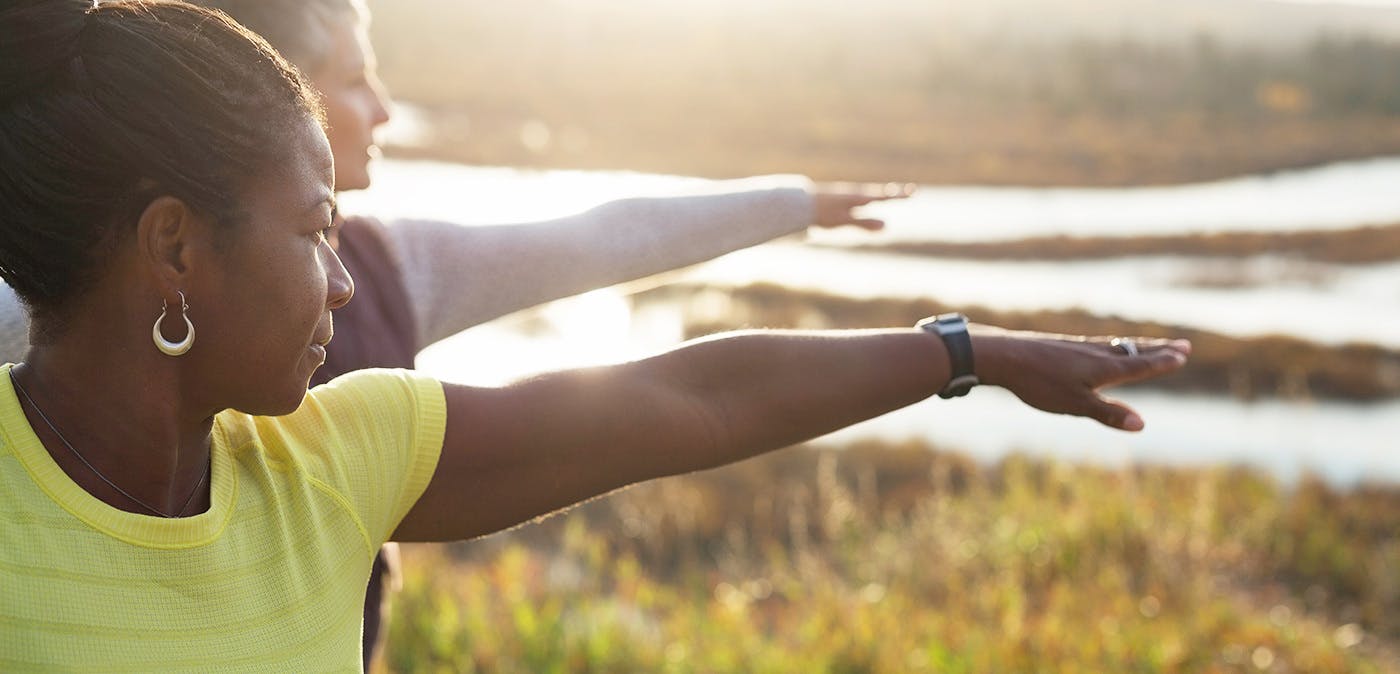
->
xmin=257 ymin=384 xmax=315 ymax=417
xmin=243 ymin=365 xmax=319 ymax=417
xmin=335 ymin=166 xmax=372 ymax=192
xmin=281 ymin=390 xmax=314 ymax=416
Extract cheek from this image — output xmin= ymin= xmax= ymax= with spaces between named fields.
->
xmin=251 ymin=246 xmax=327 ymax=324
xmin=324 ymin=90 xmax=372 ymax=134
xmin=321 ymin=95 xmax=362 ymax=155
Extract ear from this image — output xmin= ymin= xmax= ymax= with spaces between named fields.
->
xmin=135 ymin=196 xmax=213 ymax=302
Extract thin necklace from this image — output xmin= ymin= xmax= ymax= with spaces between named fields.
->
xmin=8 ymin=367 xmax=208 ymax=518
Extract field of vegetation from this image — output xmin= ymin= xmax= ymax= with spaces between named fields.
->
xmin=357 ymin=2 xmax=1400 ymax=670
xmin=377 ymin=443 xmax=1400 ymax=673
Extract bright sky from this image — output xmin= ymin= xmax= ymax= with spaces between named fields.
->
xmin=1274 ymin=0 xmax=1400 ymax=5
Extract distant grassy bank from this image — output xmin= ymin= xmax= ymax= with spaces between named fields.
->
xmin=369 ymin=2 xmax=1400 ymax=186
xmin=633 ymin=283 xmax=1400 ymax=401
xmin=381 ymin=442 xmax=1400 ymax=673
xmin=838 ymin=223 xmax=1400 ymax=265
xmin=383 ymin=109 xmax=1400 ymax=188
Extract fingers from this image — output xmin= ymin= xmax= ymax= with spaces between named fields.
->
xmin=1083 ymin=338 xmax=1188 ymax=430
xmin=873 ymin=182 xmax=916 ymax=200
xmin=817 ymin=182 xmax=916 ymax=202
xmin=1087 ymin=396 xmax=1144 ymax=432
xmin=812 ymin=183 xmax=915 ymax=229
xmin=1118 ymin=337 xmax=1192 ymax=356
xmin=1098 ymin=338 xmax=1190 ymax=386
xmin=1101 ymin=350 xmax=1187 ymax=390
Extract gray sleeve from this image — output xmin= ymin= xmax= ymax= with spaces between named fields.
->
xmin=384 ymin=184 xmax=816 ymax=350
xmin=0 ymin=284 xmax=30 ymax=361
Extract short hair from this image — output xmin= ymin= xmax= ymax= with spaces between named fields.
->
xmin=195 ymin=0 xmax=367 ymax=74
xmin=0 ymin=0 xmax=323 ymax=326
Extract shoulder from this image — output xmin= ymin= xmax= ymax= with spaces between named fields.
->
xmin=216 ymin=369 xmax=445 ymax=467
xmin=304 ymin=368 xmax=441 ymax=411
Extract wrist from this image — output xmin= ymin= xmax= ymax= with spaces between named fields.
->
xmin=968 ymin=327 xmax=1021 ymax=389
xmin=917 ymin=313 xmax=979 ymax=398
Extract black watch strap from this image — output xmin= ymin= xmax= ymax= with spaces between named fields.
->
xmin=917 ymin=313 xmax=979 ymax=399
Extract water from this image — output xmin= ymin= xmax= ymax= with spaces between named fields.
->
xmin=344 ymin=156 xmax=1400 ymax=240
xmin=414 ymin=296 xmax=1400 ymax=486
xmin=845 ymin=156 xmax=1400 ymax=243
xmin=340 ymin=159 xmax=1400 ymax=344
xmin=341 ymin=157 xmax=1400 ymax=484
xmin=683 ymin=247 xmax=1400 ymax=347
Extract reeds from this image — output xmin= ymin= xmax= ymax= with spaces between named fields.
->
xmin=380 ymin=443 xmax=1400 ymax=673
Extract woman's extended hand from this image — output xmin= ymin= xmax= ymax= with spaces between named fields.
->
xmin=972 ymin=328 xmax=1192 ymax=431
xmin=812 ymin=182 xmax=915 ymax=231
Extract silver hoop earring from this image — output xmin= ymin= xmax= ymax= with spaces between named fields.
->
xmin=152 ymin=291 xmax=195 ymax=357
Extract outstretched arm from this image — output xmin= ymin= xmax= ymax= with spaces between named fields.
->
xmin=387 ymin=180 xmax=909 ymax=349
xmin=392 ymin=325 xmax=1189 ymax=542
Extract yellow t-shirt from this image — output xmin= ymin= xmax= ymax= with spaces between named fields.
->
xmin=0 ymin=365 xmax=445 ymax=672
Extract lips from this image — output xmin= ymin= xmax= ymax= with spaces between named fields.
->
xmin=309 ymin=329 xmax=333 ymax=363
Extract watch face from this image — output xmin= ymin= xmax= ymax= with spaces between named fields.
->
xmin=934 ymin=315 xmax=967 ymax=335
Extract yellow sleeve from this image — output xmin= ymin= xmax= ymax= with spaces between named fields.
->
xmin=286 ymin=369 xmax=446 ymax=547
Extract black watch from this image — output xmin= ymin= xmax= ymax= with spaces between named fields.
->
xmin=917 ymin=313 xmax=979 ymax=399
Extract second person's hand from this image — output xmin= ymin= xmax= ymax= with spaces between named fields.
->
xmin=812 ymin=182 xmax=916 ymax=231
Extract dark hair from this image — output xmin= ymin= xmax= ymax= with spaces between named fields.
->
xmin=0 ymin=0 xmax=322 ymax=326
xmin=193 ymin=0 xmax=364 ymax=73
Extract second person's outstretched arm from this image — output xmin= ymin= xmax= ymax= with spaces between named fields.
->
xmin=385 ymin=180 xmax=907 ymax=348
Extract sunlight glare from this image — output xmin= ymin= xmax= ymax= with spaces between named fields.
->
xmin=538 ymin=288 xmax=635 ymax=364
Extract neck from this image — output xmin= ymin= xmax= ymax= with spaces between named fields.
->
xmin=17 ymin=333 xmax=218 ymax=517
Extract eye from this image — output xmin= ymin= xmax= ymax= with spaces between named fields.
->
xmin=320 ymin=205 xmax=341 ymax=248
xmin=316 ymin=207 xmax=340 ymax=244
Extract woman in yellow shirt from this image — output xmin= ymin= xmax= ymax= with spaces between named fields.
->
xmin=0 ymin=1 xmax=1188 ymax=670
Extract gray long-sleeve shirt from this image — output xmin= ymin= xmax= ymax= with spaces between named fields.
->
xmin=0 ymin=183 xmax=816 ymax=359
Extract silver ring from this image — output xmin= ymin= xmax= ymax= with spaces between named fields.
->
xmin=1110 ymin=337 xmax=1138 ymax=357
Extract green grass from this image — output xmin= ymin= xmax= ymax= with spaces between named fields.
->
xmin=378 ymin=443 xmax=1400 ymax=673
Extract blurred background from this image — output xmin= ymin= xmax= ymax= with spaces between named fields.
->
xmin=344 ymin=0 xmax=1400 ymax=671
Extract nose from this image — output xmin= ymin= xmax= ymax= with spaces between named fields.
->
xmin=321 ymin=240 xmax=355 ymax=310
xmin=369 ymin=76 xmax=392 ymax=127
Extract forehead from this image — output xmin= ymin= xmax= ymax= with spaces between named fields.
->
xmin=315 ymin=13 xmax=374 ymax=74
xmin=243 ymin=117 xmax=334 ymax=213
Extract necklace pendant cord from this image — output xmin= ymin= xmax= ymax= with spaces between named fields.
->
xmin=7 ymin=367 xmax=209 ymax=518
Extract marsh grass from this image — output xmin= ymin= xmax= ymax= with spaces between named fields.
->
xmin=838 ymin=224 xmax=1400 ymax=266
xmin=380 ymin=443 xmax=1400 ymax=673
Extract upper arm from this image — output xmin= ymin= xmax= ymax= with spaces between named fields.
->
xmin=387 ymin=188 xmax=814 ymax=348
xmin=389 ymin=362 xmax=726 ymax=543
